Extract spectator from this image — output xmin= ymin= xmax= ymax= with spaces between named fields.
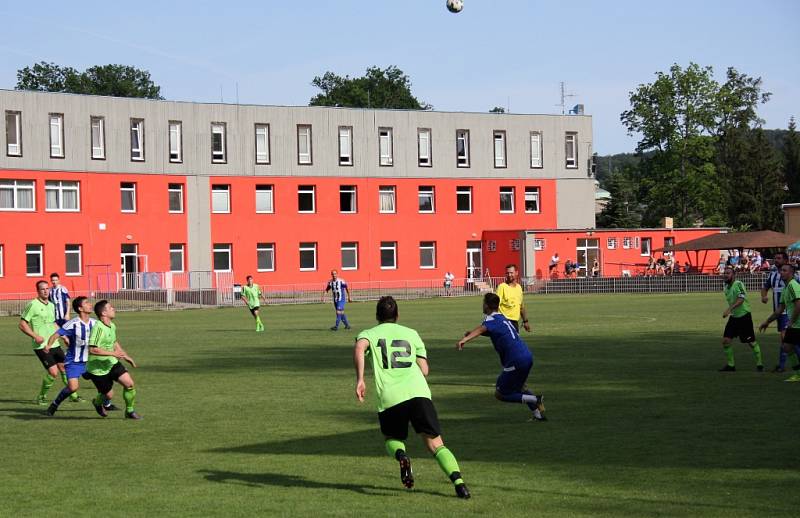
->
xmin=443 ymin=271 xmax=455 ymax=296
xmin=591 ymin=259 xmax=600 ymax=277
xmin=549 ymin=253 xmax=560 ymax=276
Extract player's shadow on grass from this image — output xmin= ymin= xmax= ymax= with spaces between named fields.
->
xmin=198 ymin=469 xmax=449 ymax=498
xmin=0 ymin=407 xmax=97 ymax=420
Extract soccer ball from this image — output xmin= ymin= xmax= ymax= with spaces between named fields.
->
xmin=446 ymin=0 xmax=463 ymax=14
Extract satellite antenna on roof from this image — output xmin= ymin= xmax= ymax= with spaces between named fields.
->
xmin=556 ymin=82 xmax=577 ymax=115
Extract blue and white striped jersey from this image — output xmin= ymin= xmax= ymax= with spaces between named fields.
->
xmin=326 ymin=279 xmax=348 ymax=303
xmin=49 ymin=285 xmax=70 ymax=321
xmin=57 ymin=317 xmax=96 ymax=364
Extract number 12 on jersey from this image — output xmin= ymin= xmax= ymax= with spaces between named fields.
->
xmin=377 ymin=339 xmax=412 ymax=369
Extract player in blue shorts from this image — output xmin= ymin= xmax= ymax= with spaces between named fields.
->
xmin=457 ymin=293 xmax=546 ymax=421
xmin=761 ymin=252 xmax=800 ymax=372
xmin=322 ymin=269 xmax=352 ymax=331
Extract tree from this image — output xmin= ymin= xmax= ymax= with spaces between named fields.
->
xmin=596 ymin=168 xmax=642 ymax=228
xmin=489 ymin=106 xmax=505 ymax=113
xmin=309 ymin=66 xmax=430 ymax=110
xmin=784 ymin=117 xmax=800 ymax=201
xmin=16 ymin=61 xmax=163 ymax=99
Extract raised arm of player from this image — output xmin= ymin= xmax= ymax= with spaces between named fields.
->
xmin=457 ymin=324 xmax=488 ymax=350
xmin=353 ymin=338 xmax=369 ymax=402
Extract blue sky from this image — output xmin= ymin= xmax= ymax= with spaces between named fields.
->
xmin=1 ymin=0 xmax=797 ymax=153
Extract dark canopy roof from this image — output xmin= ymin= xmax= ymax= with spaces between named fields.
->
xmin=656 ymin=230 xmax=799 ymax=252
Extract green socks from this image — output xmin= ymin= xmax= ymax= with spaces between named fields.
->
xmin=39 ymin=373 xmax=55 ymax=398
xmin=60 ymin=371 xmax=68 ymax=386
xmin=93 ymin=393 xmax=104 ymax=407
xmin=123 ymin=387 xmax=137 ymax=413
xmin=434 ymin=446 xmax=464 ymax=485
xmin=723 ymin=345 xmax=735 ymax=367
xmin=385 ymin=439 xmax=406 ymax=458
xmin=752 ymin=342 xmax=763 ymax=367
xmin=255 ymin=316 xmax=264 ymax=331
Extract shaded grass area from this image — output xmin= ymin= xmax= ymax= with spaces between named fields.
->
xmin=0 ymin=293 xmax=798 ymax=517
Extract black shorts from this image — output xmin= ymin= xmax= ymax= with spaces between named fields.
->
xmin=723 ymin=313 xmax=756 ymax=343
xmin=783 ymin=327 xmax=800 ymax=346
xmin=378 ymin=397 xmax=442 ymax=440
xmin=249 ymin=306 xmax=260 ymax=316
xmin=83 ymin=362 xmax=128 ymax=394
xmin=34 ymin=347 xmax=65 ymax=369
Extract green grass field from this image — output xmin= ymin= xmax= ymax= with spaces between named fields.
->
xmin=1 ymin=293 xmax=798 ymax=517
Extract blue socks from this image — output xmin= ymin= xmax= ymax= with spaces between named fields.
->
xmin=53 ymin=387 xmax=71 ymax=407
xmin=341 ymin=314 xmax=349 ymax=327
xmin=334 ymin=314 xmax=341 ymax=328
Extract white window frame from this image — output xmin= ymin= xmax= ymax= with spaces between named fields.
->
xmin=257 ymin=242 xmax=275 ymax=272
xmin=379 ymin=127 xmax=393 ymax=166
xmin=418 ymin=128 xmax=432 ymax=167
xmin=169 ymin=121 xmax=182 ymax=163
xmin=379 ymin=185 xmax=396 ymax=214
xmin=91 ymin=116 xmax=105 ymax=159
xmin=418 ymin=186 xmax=435 ymax=213
xmin=168 ymin=183 xmax=184 ymax=213
xmin=534 ymin=239 xmax=546 ymax=251
xmin=341 ymin=242 xmax=358 ymax=270
xmin=211 ymin=122 xmax=227 ymax=163
xmin=6 ymin=111 xmax=22 ymax=157
xmin=380 ymin=241 xmax=397 ymax=270
xmin=299 ymin=242 xmax=317 ymax=271
xmin=65 ymin=244 xmax=82 ymax=276
xmin=339 ymin=185 xmax=357 ymax=213
xmin=255 ymin=123 xmax=270 ymax=164
xmin=120 ymin=182 xmax=136 ymax=213
xmin=607 ymin=238 xmax=617 ymax=250
xmin=640 ymin=237 xmax=651 ymax=257
xmin=419 ymin=241 xmax=436 ymax=269
xmin=45 ymin=181 xmax=80 ymax=212
xmin=456 ymin=186 xmax=472 ymax=214
xmin=530 ymin=131 xmax=543 ymax=168
xmin=211 ymin=184 xmax=231 ymax=214
xmin=26 ymin=244 xmax=43 ymax=276
xmin=338 ymin=126 xmax=353 ymax=166
xmin=493 ymin=130 xmax=507 ymax=168
xmin=297 ymin=125 xmax=312 ymax=165
xmin=49 ymin=113 xmax=64 ymax=158
xmin=298 ymin=185 xmax=315 ymax=213
xmin=130 ymin=119 xmax=144 ymax=161
xmin=524 ymin=187 xmax=540 ymax=214
xmin=499 ymin=187 xmax=515 ymax=213
xmin=565 ymin=131 xmax=578 ymax=168
xmin=255 ymin=185 xmax=274 ymax=214
xmin=0 ymin=244 xmax=3 ymax=277
xmin=622 ymin=237 xmax=632 ymax=249
xmin=169 ymin=243 xmax=185 ymax=272
xmin=456 ymin=129 xmax=470 ymax=167
xmin=0 ymin=179 xmax=35 ymax=211
xmin=212 ymin=244 xmax=232 ymax=272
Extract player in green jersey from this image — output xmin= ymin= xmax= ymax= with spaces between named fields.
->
xmin=18 ymin=280 xmax=72 ymax=405
xmin=759 ymin=263 xmax=800 ymax=382
xmin=241 ymin=276 xmax=265 ymax=332
xmin=720 ymin=266 xmax=763 ymax=372
xmin=353 ymin=296 xmax=470 ymax=499
xmin=84 ymin=300 xmax=141 ymax=419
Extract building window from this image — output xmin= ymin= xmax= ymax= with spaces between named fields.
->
xmin=168 ymin=183 xmax=184 ymax=213
xmin=298 ymin=185 xmax=315 ymax=213
xmin=379 ymin=185 xmax=396 ymax=213
xmin=530 ymin=131 xmax=543 ymax=168
xmin=255 ymin=185 xmax=274 ymax=213
xmin=65 ymin=244 xmax=82 ymax=275
xmin=419 ymin=241 xmax=436 ymax=269
xmin=380 ymin=241 xmax=397 ymax=270
xmin=338 ymin=126 xmax=353 ymax=166
xmin=622 ymin=237 xmax=632 ymax=249
xmin=664 ymin=237 xmax=675 ymax=249
xmin=456 ymin=129 xmax=470 ymax=167
xmin=524 ymin=187 xmax=540 ymax=213
xmin=213 ymin=244 xmax=232 ymax=272
xmin=255 ymin=124 xmax=270 ymax=164
xmin=91 ymin=116 xmax=105 ymax=159
xmin=641 ymin=237 xmax=652 ymax=256
xmin=0 ymin=179 xmax=35 ymax=211
xmin=499 ymin=187 xmax=515 ymax=213
xmin=49 ymin=113 xmax=64 ymax=158
xmin=26 ymin=244 xmax=43 ymax=276
xmin=130 ymin=119 xmax=144 ymax=161
xmin=487 ymin=240 xmax=497 ymax=252
xmin=211 ymin=122 xmax=227 ymax=163
xmin=297 ymin=125 xmax=312 ymax=164
xmin=379 ymin=127 xmax=393 ymax=166
xmin=299 ymin=242 xmax=317 ymax=271
xmin=45 ymin=181 xmax=80 ymax=212
xmin=169 ymin=121 xmax=182 ymax=163
xmin=607 ymin=238 xmax=617 ymax=250
xmin=0 ymin=244 xmax=3 ymax=277
xmin=211 ymin=184 xmax=231 ymax=213
xmin=341 ymin=242 xmax=358 ymax=270
xmin=456 ymin=186 xmax=472 ymax=213
xmin=340 ymin=185 xmax=357 ymax=213
xmin=418 ymin=128 xmax=432 ymax=167
xmin=120 ymin=182 xmax=136 ymax=212
xmin=257 ymin=243 xmax=275 ymax=272
xmin=493 ymin=130 xmax=507 ymax=168
xmin=565 ymin=131 xmax=578 ymax=168
xmin=170 ymin=243 xmax=185 ymax=272
xmin=5 ymin=111 xmax=22 ymax=156
xmin=418 ymin=186 xmax=435 ymax=213
xmin=534 ymin=239 xmax=546 ymax=251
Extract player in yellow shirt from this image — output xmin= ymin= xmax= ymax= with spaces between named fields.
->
xmin=495 ymin=264 xmax=530 ymax=333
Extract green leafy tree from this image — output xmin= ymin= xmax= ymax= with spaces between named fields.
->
xmin=596 ymin=168 xmax=642 ymax=228
xmin=309 ymin=66 xmax=430 ymax=110
xmin=784 ymin=117 xmax=800 ymax=201
xmin=16 ymin=61 xmax=163 ymax=99
xmin=489 ymin=106 xmax=505 ymax=113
